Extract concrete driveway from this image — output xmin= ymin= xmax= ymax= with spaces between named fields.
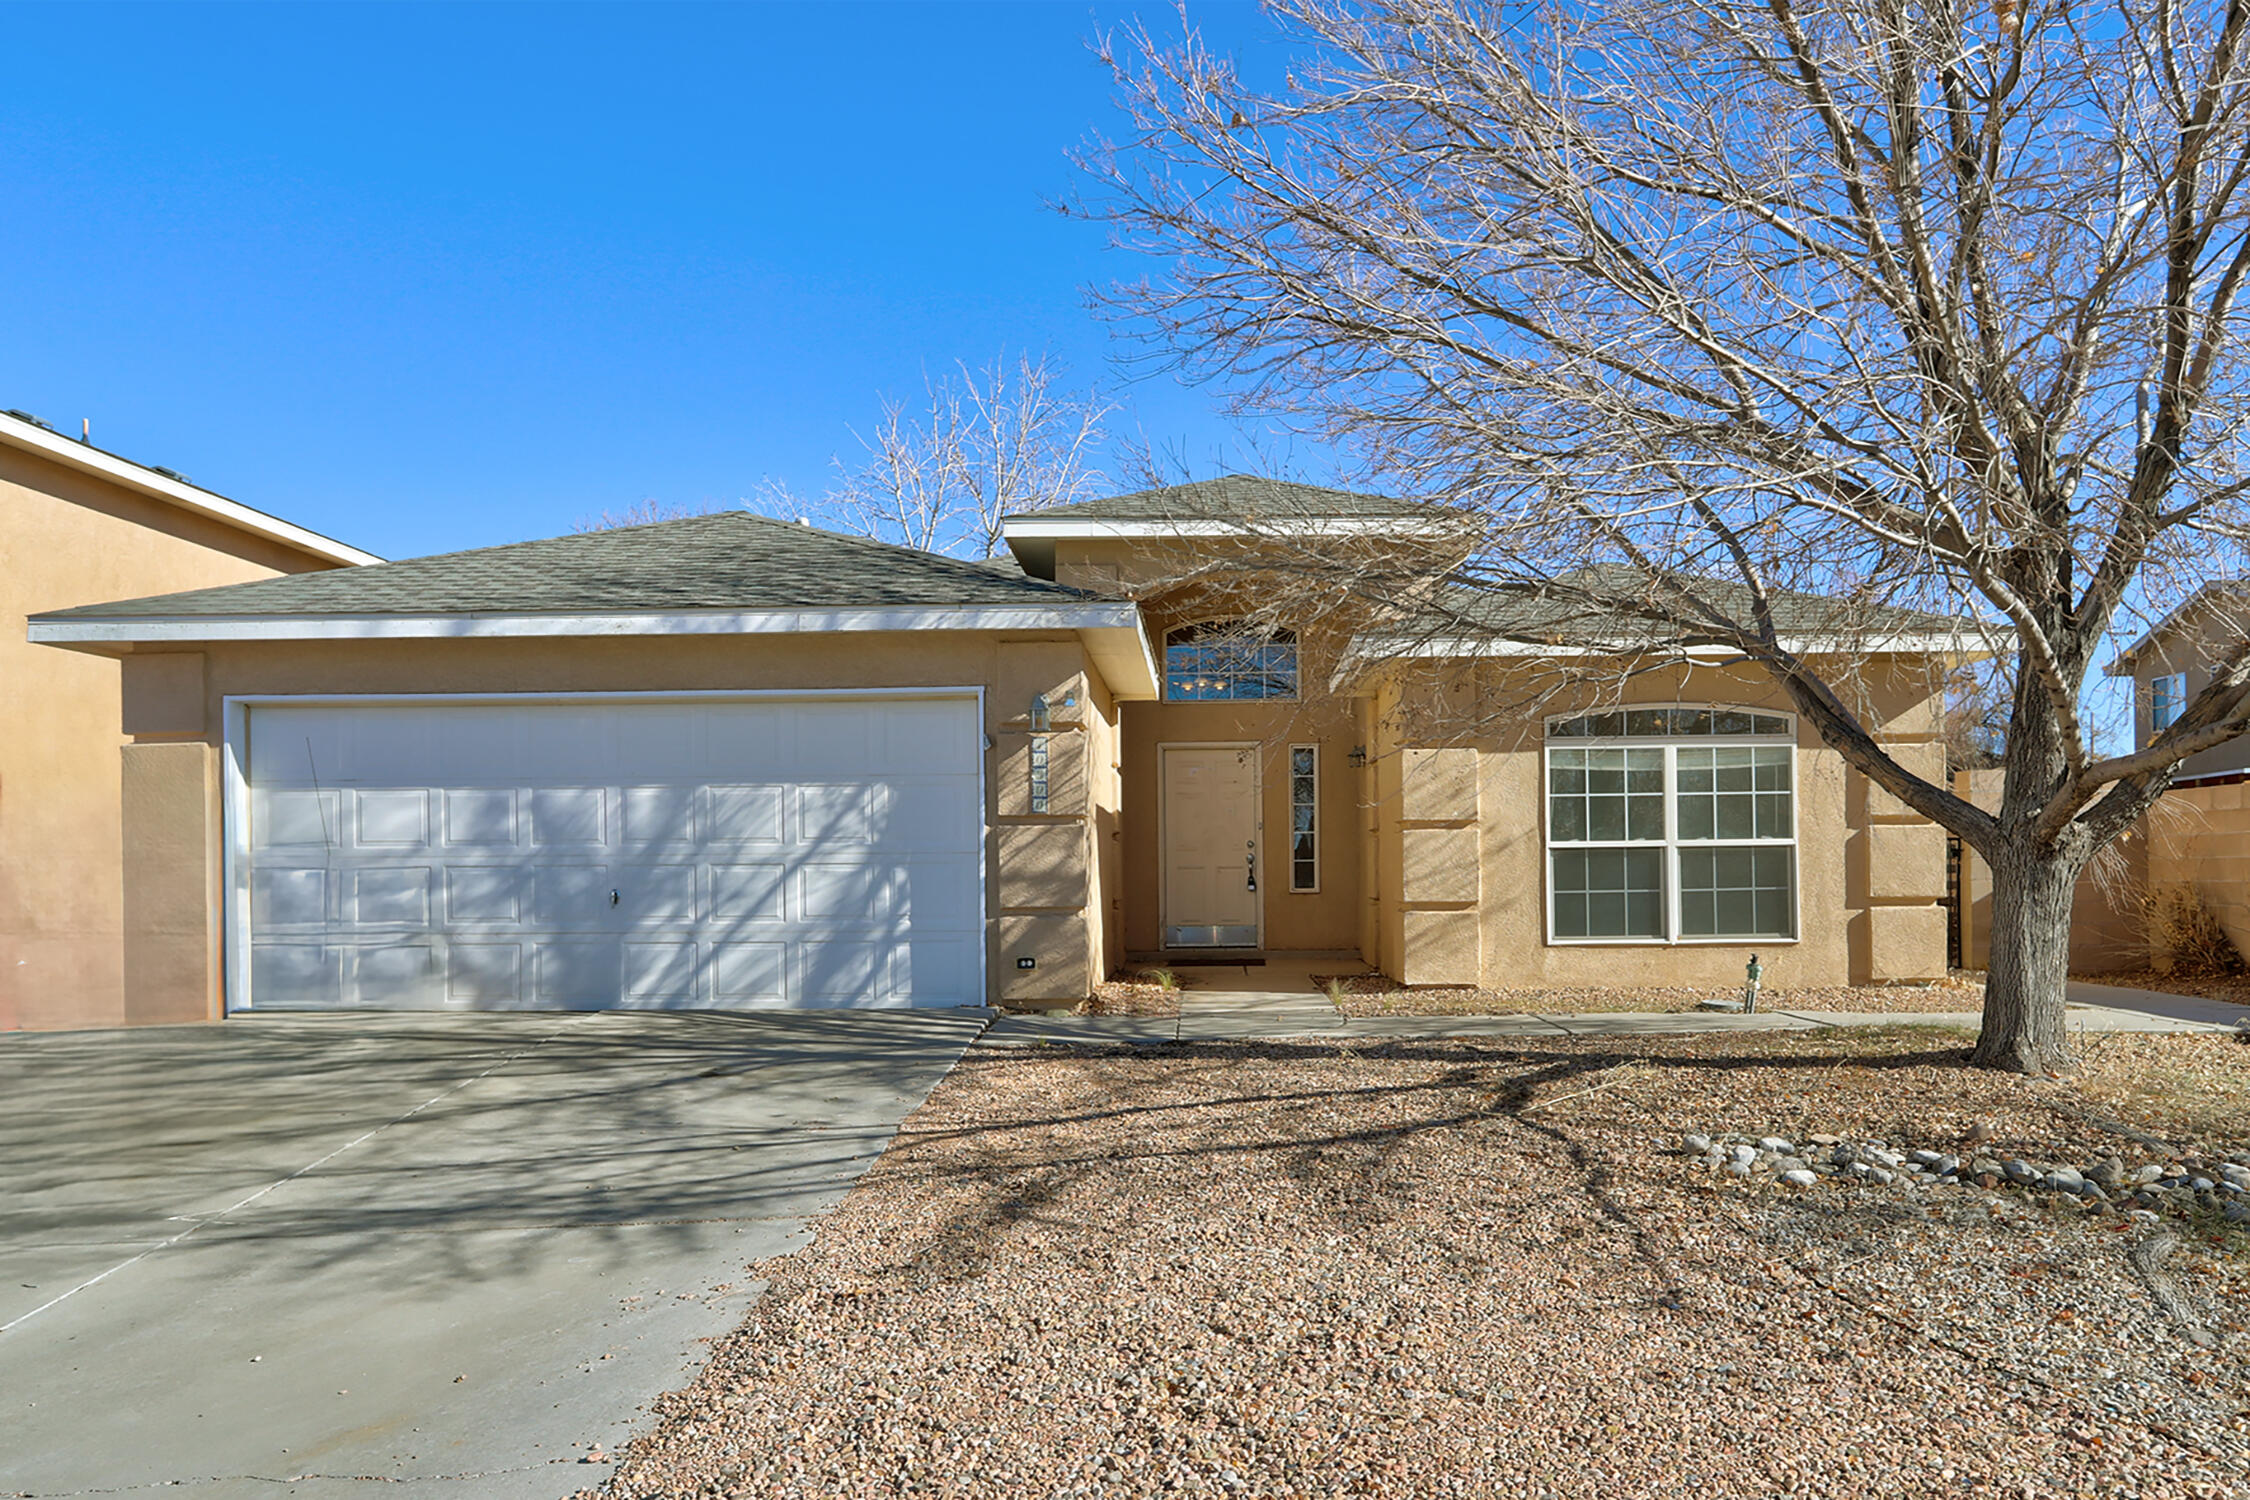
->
xmin=0 ymin=1009 xmax=984 ymax=1498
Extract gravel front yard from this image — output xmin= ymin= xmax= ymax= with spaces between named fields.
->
xmin=1317 ymin=971 xmax=1992 ymax=1016
xmin=587 ymin=1030 xmax=2248 ymax=1499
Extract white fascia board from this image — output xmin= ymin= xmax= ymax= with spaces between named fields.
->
xmin=1349 ymin=630 xmax=1989 ymax=660
xmin=29 ymin=601 xmax=1146 ymax=646
xmin=0 ymin=411 xmax=381 ymax=567
xmin=1080 ymin=614 xmax=1162 ymax=701
xmin=1000 ymin=516 xmax=1449 ymax=541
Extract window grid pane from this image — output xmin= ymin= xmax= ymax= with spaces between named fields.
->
xmin=1547 ymin=747 xmax=1664 ymax=845
xmin=1678 ymin=846 xmax=1794 ymax=938
xmin=1551 ymin=847 xmax=1665 ymax=939
xmin=1545 ymin=714 xmax=1798 ymax=944
xmin=1165 ymin=625 xmax=1300 ymax=701
xmin=1288 ymin=746 xmax=1317 ymax=891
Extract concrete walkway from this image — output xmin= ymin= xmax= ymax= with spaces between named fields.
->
xmin=979 ymin=971 xmax=2247 ymax=1047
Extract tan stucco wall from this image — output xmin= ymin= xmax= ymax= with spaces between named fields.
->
xmin=1365 ymin=657 xmax=1950 ymax=991
xmin=2143 ymin=782 xmax=2250 ymax=966
xmin=2 ymin=445 xmax=343 ymax=1031
xmin=109 ymin=630 xmax=1116 ymax=1021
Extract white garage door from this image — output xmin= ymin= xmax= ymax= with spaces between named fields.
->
xmin=236 ymin=696 xmax=984 ymax=1011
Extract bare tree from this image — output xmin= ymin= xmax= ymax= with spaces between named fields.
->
xmin=572 ymin=498 xmax=729 ymax=533
xmin=1082 ymin=0 xmax=2250 ymax=1071
xmin=791 ymin=352 xmax=1115 ymax=558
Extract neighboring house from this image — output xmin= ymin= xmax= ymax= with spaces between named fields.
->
xmin=2078 ymin=586 xmax=2250 ymax=967
xmin=27 ymin=477 xmax=1963 ymax=1024
xmin=1 ymin=408 xmax=376 ymax=1030
xmin=2108 ymin=583 xmax=2250 ymax=782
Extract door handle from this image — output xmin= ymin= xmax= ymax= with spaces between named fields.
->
xmin=1245 ymin=844 xmax=1257 ymax=893
xmin=610 ymin=889 xmax=621 ymax=907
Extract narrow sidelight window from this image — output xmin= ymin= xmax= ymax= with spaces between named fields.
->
xmin=1288 ymin=745 xmax=1318 ymax=891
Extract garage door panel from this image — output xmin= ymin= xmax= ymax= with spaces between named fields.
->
xmin=337 ymin=711 xmax=435 ymax=782
xmin=251 ymin=788 xmax=340 ymax=850
xmin=879 ymin=782 xmax=981 ymax=850
xmin=801 ymin=863 xmax=884 ymax=920
xmin=443 ymin=789 xmax=518 ymax=847
xmin=623 ymin=941 xmax=698 ymax=1003
xmin=430 ymin=710 xmax=522 ymax=783
xmin=351 ymin=943 xmax=441 ymax=1007
xmin=447 ymin=942 xmax=524 ymax=1007
xmin=350 ymin=868 xmax=431 ymax=927
xmin=794 ymin=704 xmax=877 ymax=776
xmin=253 ymin=942 xmax=342 ymax=1004
xmin=884 ymin=700 xmax=979 ymax=772
xmin=532 ymin=866 xmax=616 ymax=928
xmin=708 ymin=862 xmax=786 ymax=922
xmin=622 ymin=787 xmax=697 ymax=845
xmin=896 ymin=940 xmax=972 ymax=1002
xmin=530 ymin=788 xmax=607 ymax=846
xmin=243 ymin=698 xmax=983 ymax=1013
xmin=535 ymin=941 xmax=623 ymax=1005
xmin=706 ymin=709 xmax=780 ymax=771
xmin=355 ymin=789 xmax=431 ymax=848
xmin=797 ymin=785 xmax=872 ymax=843
xmin=516 ymin=711 xmax=616 ymax=780
xmin=896 ymin=861 xmax=978 ymax=927
xmin=710 ymin=942 xmax=788 ymax=1004
xmin=623 ymin=864 xmax=697 ymax=921
xmin=444 ymin=867 xmax=525 ymax=925
xmin=252 ymin=867 xmax=329 ymax=928
xmin=800 ymin=941 xmax=885 ymax=1005
xmin=706 ymin=786 xmax=784 ymax=844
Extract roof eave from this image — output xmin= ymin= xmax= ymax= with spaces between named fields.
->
xmin=0 ymin=411 xmax=380 ymax=568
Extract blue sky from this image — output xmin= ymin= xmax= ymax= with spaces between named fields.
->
xmin=0 ymin=2 xmax=1294 ymax=561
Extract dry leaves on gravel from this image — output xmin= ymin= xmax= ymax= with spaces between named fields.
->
xmin=1319 ymin=972 xmax=1991 ymax=1016
xmin=588 ymin=1030 xmax=2249 ymax=1500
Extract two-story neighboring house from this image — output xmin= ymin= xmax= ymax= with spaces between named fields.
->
xmin=25 ymin=477 xmax=1964 ymax=1023
xmin=2108 ymin=583 xmax=2250 ymax=782
xmin=2 ymin=409 xmax=375 ymax=1030
xmin=2090 ymin=583 xmax=2250 ymax=964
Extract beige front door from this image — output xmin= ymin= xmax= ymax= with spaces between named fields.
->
xmin=1161 ymin=746 xmax=1260 ymax=948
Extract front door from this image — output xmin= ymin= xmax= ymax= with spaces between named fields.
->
xmin=1161 ymin=746 xmax=1260 ymax=948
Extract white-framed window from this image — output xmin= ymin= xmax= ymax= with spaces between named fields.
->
xmin=1164 ymin=622 xmax=1299 ymax=701
xmin=1288 ymin=744 xmax=1318 ymax=891
xmin=2152 ymin=672 xmax=2187 ymax=733
xmin=1544 ymin=706 xmax=1798 ymax=944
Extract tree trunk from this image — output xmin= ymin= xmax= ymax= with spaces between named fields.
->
xmin=1970 ymin=844 xmax=2082 ymax=1073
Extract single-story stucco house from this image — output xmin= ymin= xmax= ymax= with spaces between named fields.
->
xmin=25 ymin=477 xmax=1963 ymax=1026
xmin=1 ymin=408 xmax=376 ymax=1031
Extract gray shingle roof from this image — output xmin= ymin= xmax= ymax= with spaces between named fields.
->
xmin=1385 ymin=567 xmax=1976 ymax=647
xmin=34 ymin=511 xmax=1096 ymax=621
xmin=1007 ymin=475 xmax=1443 ymax=523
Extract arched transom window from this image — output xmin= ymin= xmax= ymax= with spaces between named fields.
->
xmin=1163 ymin=622 xmax=1299 ymax=702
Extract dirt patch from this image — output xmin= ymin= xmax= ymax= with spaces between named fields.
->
xmin=1317 ymin=970 xmax=1991 ymax=1016
xmin=1081 ymin=970 xmax=1186 ymax=1018
xmin=588 ymin=1029 xmax=2250 ymax=1500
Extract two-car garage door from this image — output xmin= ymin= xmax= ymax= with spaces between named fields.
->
xmin=238 ymin=696 xmax=984 ymax=1011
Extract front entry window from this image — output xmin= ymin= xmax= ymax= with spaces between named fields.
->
xmin=1545 ymin=708 xmax=1797 ymax=943
xmin=1164 ymin=622 xmax=1299 ymax=701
